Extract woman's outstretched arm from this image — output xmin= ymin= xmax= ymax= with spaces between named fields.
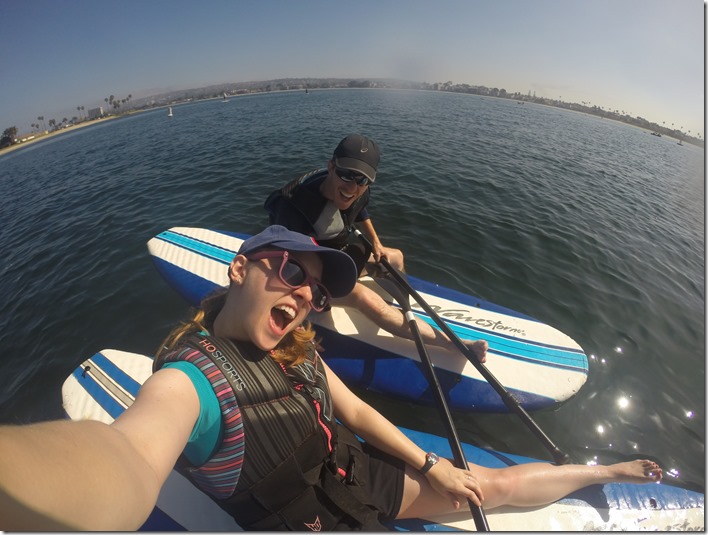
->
xmin=0 ymin=368 xmax=199 ymax=531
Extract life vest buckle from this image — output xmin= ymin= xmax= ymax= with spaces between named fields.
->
xmin=345 ymin=456 xmax=356 ymax=484
xmin=326 ymin=445 xmax=338 ymax=474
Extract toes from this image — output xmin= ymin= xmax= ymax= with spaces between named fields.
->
xmin=641 ymin=460 xmax=662 ymax=480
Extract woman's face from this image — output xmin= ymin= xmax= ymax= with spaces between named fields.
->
xmin=231 ymin=250 xmax=324 ymax=350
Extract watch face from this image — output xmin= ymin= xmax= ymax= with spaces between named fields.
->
xmin=420 ymin=452 xmax=440 ymax=474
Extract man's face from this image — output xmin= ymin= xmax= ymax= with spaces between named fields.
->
xmin=322 ymin=160 xmax=370 ymax=210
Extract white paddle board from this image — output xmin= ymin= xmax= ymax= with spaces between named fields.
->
xmin=146 ymin=227 xmax=589 ymax=412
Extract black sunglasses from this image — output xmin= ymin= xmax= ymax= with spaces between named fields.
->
xmin=335 ymin=167 xmax=372 ymax=187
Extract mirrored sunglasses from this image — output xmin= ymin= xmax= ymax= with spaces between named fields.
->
xmin=335 ymin=167 xmax=372 ymax=186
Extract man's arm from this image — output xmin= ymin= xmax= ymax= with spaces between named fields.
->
xmin=357 ymin=217 xmax=384 ymax=261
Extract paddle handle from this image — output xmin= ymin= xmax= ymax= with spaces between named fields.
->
xmin=353 ymin=229 xmax=570 ymax=465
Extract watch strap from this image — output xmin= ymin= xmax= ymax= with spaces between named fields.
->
xmin=419 ymin=452 xmax=439 ymax=475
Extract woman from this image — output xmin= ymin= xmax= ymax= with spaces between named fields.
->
xmin=0 ymin=226 xmax=662 ymax=531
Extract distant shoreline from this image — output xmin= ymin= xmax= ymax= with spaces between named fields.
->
xmin=0 ymin=115 xmax=123 ymax=156
xmin=2 ymin=87 xmax=702 ymax=155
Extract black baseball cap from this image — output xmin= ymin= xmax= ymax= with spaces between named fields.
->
xmin=332 ymin=134 xmax=380 ymax=182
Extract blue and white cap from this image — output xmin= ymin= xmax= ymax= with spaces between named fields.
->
xmin=238 ymin=225 xmax=358 ymax=298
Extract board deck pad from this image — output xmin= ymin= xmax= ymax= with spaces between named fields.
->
xmin=62 ymin=350 xmax=704 ymax=531
xmin=147 ymin=227 xmax=588 ymax=412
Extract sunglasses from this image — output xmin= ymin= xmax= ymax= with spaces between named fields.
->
xmin=335 ymin=167 xmax=372 ymax=187
xmin=246 ymin=250 xmax=331 ymax=312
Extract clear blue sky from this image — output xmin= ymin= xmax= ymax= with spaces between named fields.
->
xmin=1 ymin=0 xmax=704 ymax=136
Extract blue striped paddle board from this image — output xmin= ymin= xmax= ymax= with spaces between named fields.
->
xmin=146 ymin=227 xmax=589 ymax=412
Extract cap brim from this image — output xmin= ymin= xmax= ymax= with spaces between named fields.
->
xmin=269 ymin=238 xmax=358 ymax=298
xmin=315 ymin=248 xmax=359 ymax=298
xmin=334 ymin=157 xmax=376 ymax=182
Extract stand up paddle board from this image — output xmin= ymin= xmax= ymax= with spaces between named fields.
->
xmin=147 ymin=227 xmax=588 ymax=412
xmin=62 ymin=349 xmax=704 ymax=531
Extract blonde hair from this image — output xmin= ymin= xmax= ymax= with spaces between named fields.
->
xmin=156 ymin=285 xmax=319 ymax=368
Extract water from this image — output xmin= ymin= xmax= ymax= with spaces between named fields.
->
xmin=0 ymin=89 xmax=703 ymax=492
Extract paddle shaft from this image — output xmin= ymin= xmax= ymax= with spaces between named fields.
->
xmin=372 ymin=269 xmax=490 ymax=530
xmin=353 ymin=229 xmax=570 ymax=465
xmin=402 ymin=305 xmax=490 ymax=530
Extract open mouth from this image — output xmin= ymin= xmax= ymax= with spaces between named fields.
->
xmin=272 ymin=304 xmax=297 ymax=331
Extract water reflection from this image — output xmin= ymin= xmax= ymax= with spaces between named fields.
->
xmin=589 ymin=353 xmax=608 ymax=365
xmin=617 ymin=396 xmax=630 ymax=409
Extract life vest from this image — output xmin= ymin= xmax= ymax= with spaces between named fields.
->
xmin=155 ymin=333 xmax=387 ymax=531
xmin=264 ymin=169 xmax=373 ymax=273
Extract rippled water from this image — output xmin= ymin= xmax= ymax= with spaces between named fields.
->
xmin=0 ymin=88 xmax=703 ymax=491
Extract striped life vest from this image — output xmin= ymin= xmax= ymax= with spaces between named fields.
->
xmin=155 ymin=332 xmax=385 ymax=530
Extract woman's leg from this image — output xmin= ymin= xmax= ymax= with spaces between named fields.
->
xmin=397 ymin=458 xmax=662 ymax=519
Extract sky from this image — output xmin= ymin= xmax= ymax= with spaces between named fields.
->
xmin=1 ymin=0 xmax=704 ymax=136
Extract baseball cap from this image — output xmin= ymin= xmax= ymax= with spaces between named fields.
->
xmin=332 ymin=134 xmax=380 ymax=182
xmin=238 ymin=225 xmax=358 ymax=298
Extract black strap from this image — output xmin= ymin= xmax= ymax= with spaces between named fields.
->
xmin=319 ymin=470 xmax=389 ymax=531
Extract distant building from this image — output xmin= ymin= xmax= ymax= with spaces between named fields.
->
xmin=87 ymin=107 xmax=104 ymax=120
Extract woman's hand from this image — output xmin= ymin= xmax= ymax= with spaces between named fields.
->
xmin=424 ymin=458 xmax=484 ymax=508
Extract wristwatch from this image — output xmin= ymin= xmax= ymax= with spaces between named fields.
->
xmin=419 ymin=452 xmax=439 ymax=475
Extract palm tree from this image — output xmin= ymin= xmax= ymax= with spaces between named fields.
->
xmin=2 ymin=126 xmax=18 ymax=143
xmin=37 ymin=116 xmax=46 ymax=131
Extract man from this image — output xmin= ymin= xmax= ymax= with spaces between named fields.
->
xmin=265 ymin=134 xmax=487 ymax=360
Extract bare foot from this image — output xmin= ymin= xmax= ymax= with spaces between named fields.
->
xmin=465 ymin=340 xmax=488 ymax=363
xmin=611 ymin=459 xmax=663 ymax=484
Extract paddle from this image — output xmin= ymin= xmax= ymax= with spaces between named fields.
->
xmin=373 ymin=274 xmax=490 ymax=532
xmin=353 ymin=228 xmax=571 ymax=466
